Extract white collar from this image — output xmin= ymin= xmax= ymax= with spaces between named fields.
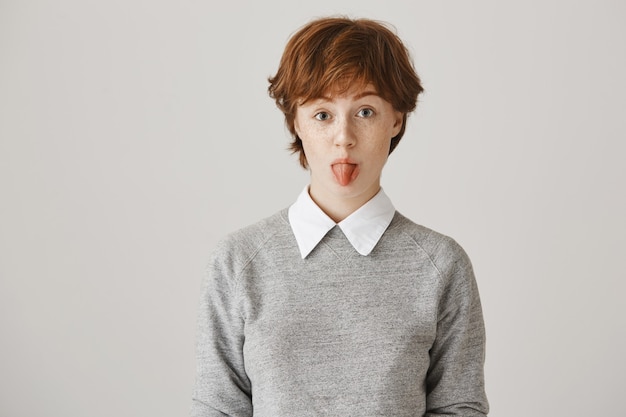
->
xmin=288 ymin=186 xmax=396 ymax=258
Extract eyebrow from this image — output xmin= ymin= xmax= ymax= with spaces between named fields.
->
xmin=316 ymin=90 xmax=380 ymax=102
xmin=353 ymin=91 xmax=379 ymax=100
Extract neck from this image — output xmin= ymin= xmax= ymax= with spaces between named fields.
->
xmin=308 ymin=184 xmax=380 ymax=223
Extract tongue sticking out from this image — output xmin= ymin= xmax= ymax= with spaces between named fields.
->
xmin=332 ymin=163 xmax=358 ymax=186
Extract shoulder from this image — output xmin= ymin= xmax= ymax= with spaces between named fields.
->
xmin=208 ymin=209 xmax=291 ymax=277
xmin=219 ymin=209 xmax=290 ymax=252
xmin=388 ymin=211 xmax=473 ymax=280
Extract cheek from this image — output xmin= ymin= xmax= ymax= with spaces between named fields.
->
xmin=299 ymin=136 xmax=321 ymax=164
xmin=372 ymin=137 xmax=393 ymax=166
xmin=373 ymin=132 xmax=393 ymax=153
xmin=298 ymin=120 xmax=326 ymax=140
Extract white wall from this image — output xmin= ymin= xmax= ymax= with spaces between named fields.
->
xmin=1 ymin=1 xmax=624 ymax=416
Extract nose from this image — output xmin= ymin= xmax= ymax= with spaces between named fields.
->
xmin=334 ymin=117 xmax=356 ymax=148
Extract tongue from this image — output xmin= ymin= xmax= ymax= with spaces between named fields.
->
xmin=332 ymin=163 xmax=358 ymax=186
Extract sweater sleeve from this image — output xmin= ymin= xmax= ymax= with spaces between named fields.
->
xmin=425 ymin=240 xmax=489 ymax=416
xmin=191 ymin=242 xmax=253 ymax=417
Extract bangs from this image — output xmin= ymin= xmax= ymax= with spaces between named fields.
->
xmin=289 ymin=23 xmax=389 ymax=103
xmin=297 ymin=70 xmax=373 ymax=104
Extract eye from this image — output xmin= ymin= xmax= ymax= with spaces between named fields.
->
xmin=357 ymin=108 xmax=374 ymax=118
xmin=314 ymin=112 xmax=331 ymax=121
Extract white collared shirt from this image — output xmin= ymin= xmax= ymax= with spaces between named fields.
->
xmin=288 ymin=186 xmax=396 ymax=258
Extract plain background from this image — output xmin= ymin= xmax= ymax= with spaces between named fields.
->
xmin=1 ymin=0 xmax=625 ymax=416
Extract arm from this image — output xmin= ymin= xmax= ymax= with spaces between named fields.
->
xmin=191 ymin=243 xmax=253 ymax=417
xmin=425 ymin=241 xmax=489 ymax=416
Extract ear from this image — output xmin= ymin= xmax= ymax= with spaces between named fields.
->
xmin=292 ymin=108 xmax=303 ymax=138
xmin=391 ymin=111 xmax=404 ymax=137
xmin=293 ymin=118 xmax=301 ymax=137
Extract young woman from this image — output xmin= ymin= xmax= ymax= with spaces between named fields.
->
xmin=191 ymin=17 xmax=489 ymax=417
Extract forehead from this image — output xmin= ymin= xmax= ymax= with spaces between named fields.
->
xmin=302 ymin=83 xmax=381 ymax=104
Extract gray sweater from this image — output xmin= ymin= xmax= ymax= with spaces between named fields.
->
xmin=191 ymin=209 xmax=488 ymax=416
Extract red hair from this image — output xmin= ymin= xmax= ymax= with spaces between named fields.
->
xmin=268 ymin=17 xmax=424 ymax=168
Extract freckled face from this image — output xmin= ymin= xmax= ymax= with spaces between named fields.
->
xmin=294 ymin=85 xmax=403 ymax=212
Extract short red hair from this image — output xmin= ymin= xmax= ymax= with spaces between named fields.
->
xmin=268 ymin=17 xmax=424 ymax=168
